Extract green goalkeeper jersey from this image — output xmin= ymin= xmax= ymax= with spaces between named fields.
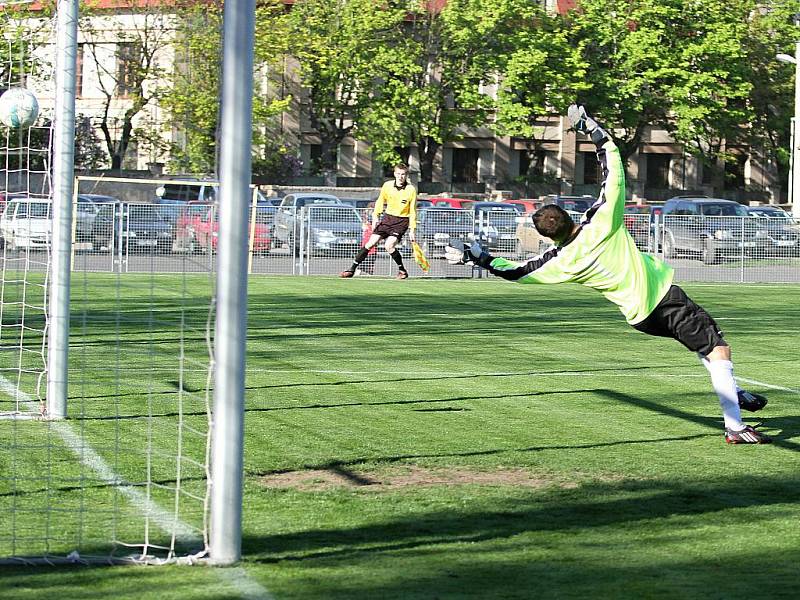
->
xmin=482 ymin=140 xmax=673 ymax=325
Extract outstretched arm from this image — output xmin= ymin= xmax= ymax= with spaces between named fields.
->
xmin=444 ymin=240 xmax=561 ymax=282
xmin=568 ymin=105 xmax=625 ymax=231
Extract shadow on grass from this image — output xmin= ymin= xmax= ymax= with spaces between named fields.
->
xmin=598 ymin=388 xmax=800 ymax=451
xmin=237 ymin=474 xmax=800 ymax=599
xmin=74 ymin=387 xmax=596 ymax=419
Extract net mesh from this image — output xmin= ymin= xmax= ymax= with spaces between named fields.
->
xmin=0 ymin=7 xmax=216 ymax=564
xmin=0 ymin=11 xmax=53 ymax=418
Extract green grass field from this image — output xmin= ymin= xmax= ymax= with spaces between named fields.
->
xmin=1 ymin=275 xmax=799 ymax=599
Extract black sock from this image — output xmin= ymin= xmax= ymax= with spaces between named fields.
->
xmin=390 ymin=249 xmax=406 ymax=272
xmin=349 ymin=246 xmax=370 ymax=271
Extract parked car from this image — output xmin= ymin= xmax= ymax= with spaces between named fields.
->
xmin=415 ymin=207 xmax=475 ymax=257
xmin=272 ymin=193 xmax=343 ymax=251
xmin=501 ymin=198 xmax=541 ymax=214
xmin=303 ymin=205 xmax=363 ymax=255
xmin=746 ymin=205 xmax=800 ymax=256
xmin=172 ymin=201 xmax=213 ymax=253
xmin=623 ymin=203 xmax=651 ymax=250
xmin=75 ymin=194 xmax=118 ymax=242
xmin=189 ymin=204 xmax=272 ymax=255
xmin=92 ymin=203 xmax=174 ymax=253
xmin=428 ymin=197 xmax=476 ymax=210
xmin=659 ymin=198 xmax=769 ymax=264
xmin=472 ymin=202 xmax=522 ymax=253
xmin=0 ymin=197 xmax=52 ymax=250
xmin=541 ymin=194 xmax=597 ymax=213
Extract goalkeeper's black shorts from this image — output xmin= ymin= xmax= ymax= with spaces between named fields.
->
xmin=633 ymin=285 xmax=728 ymax=356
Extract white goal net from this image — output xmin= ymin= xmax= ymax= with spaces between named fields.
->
xmin=0 ymin=6 xmax=217 ymax=565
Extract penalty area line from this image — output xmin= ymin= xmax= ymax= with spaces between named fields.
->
xmin=0 ymin=375 xmax=274 ymax=600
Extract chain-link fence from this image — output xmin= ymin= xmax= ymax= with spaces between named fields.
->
xmin=651 ymin=213 xmax=800 ymax=283
xmin=8 ymin=174 xmax=794 ymax=283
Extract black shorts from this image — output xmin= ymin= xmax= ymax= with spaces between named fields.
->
xmin=633 ymin=285 xmax=728 ymax=356
xmin=373 ymin=215 xmax=410 ymax=240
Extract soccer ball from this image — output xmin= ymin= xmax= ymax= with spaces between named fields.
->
xmin=0 ymin=88 xmax=40 ymax=129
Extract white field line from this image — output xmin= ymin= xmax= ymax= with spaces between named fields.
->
xmin=734 ymin=377 xmax=799 ymax=395
xmin=242 ymin=367 xmax=714 ymax=377
xmin=0 ymin=375 xmax=200 ymax=543
xmin=0 ymin=375 xmax=274 ymax=600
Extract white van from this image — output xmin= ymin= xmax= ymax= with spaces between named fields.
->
xmin=0 ymin=198 xmax=53 ymax=250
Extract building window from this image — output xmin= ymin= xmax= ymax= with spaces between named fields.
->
xmin=646 ymin=154 xmax=671 ymax=188
xmin=724 ymin=155 xmax=746 ymax=190
xmin=519 ymin=148 xmax=546 ymax=179
xmin=116 ymin=42 xmax=141 ymax=97
xmin=307 ymin=144 xmax=338 ymax=174
xmin=76 ymin=44 xmax=84 ymax=97
xmin=452 ymin=148 xmax=479 ymax=183
xmin=582 ymin=151 xmax=601 ymax=184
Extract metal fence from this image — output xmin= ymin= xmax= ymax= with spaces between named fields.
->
xmin=4 ymin=195 xmax=798 ymax=283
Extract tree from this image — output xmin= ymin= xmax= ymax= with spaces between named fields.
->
xmin=161 ymin=0 xmax=290 ymax=176
xmin=74 ymin=115 xmax=106 ymax=169
xmin=285 ymin=0 xmax=409 ymax=174
xmin=489 ymin=1 xmax=589 ymax=183
xmin=80 ymin=1 xmax=173 ymax=169
xmin=565 ymin=0 xmax=790 ymax=191
xmin=358 ymin=0 xmax=518 ymax=183
xmin=739 ymin=2 xmax=798 ymax=190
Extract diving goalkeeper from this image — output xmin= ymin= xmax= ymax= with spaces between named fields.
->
xmin=446 ymin=105 xmax=771 ymax=444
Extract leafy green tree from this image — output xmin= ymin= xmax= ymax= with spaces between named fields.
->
xmin=566 ymin=0 xmax=794 ymax=191
xmin=162 ymin=0 xmax=290 ymax=176
xmin=359 ymin=0 xmax=517 ymax=182
xmin=489 ymin=1 xmax=589 ymax=183
xmin=740 ymin=2 xmax=798 ymax=189
xmin=285 ymin=0 xmax=409 ymax=174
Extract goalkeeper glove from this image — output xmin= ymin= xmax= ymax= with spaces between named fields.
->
xmin=445 ymin=239 xmax=485 ymax=265
xmin=567 ymin=104 xmax=608 ymax=145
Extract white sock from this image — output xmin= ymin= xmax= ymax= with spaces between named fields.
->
xmin=701 ymin=358 xmax=744 ymax=430
xmin=699 ymin=353 xmax=744 ymax=393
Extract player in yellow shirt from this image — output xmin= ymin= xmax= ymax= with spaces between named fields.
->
xmin=340 ymin=163 xmax=417 ymax=280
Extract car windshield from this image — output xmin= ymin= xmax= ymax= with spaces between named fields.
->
xmin=476 ymin=207 xmax=518 ymax=223
xmin=302 ymin=197 xmax=340 ymax=206
xmin=128 ymin=206 xmax=166 ymax=221
xmin=749 ymin=208 xmax=792 ymax=221
xmin=624 ymin=205 xmax=650 ymax=214
xmin=422 ymin=210 xmax=472 ymax=225
xmin=701 ymin=204 xmax=748 ymax=217
xmin=560 ymin=200 xmax=590 ymax=212
xmin=311 ymin=207 xmax=361 ymax=223
xmin=25 ymin=202 xmax=52 ymax=218
xmin=254 ymin=208 xmax=275 ymax=224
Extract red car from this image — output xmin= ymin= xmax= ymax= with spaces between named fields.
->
xmin=176 ymin=202 xmax=272 ymax=254
xmin=501 ymin=199 xmax=541 ymax=214
xmin=173 ymin=202 xmax=212 ymax=253
xmin=624 ymin=203 xmax=652 ymax=249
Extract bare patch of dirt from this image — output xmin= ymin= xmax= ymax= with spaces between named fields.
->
xmin=258 ymin=465 xmax=580 ymax=492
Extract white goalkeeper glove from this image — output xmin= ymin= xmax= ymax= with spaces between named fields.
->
xmin=445 ymin=239 xmax=485 ymax=265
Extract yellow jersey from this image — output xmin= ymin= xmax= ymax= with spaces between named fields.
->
xmin=373 ymin=181 xmax=418 ymax=230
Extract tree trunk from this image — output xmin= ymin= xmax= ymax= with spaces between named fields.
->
xmin=417 ymin=136 xmax=439 ymax=183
